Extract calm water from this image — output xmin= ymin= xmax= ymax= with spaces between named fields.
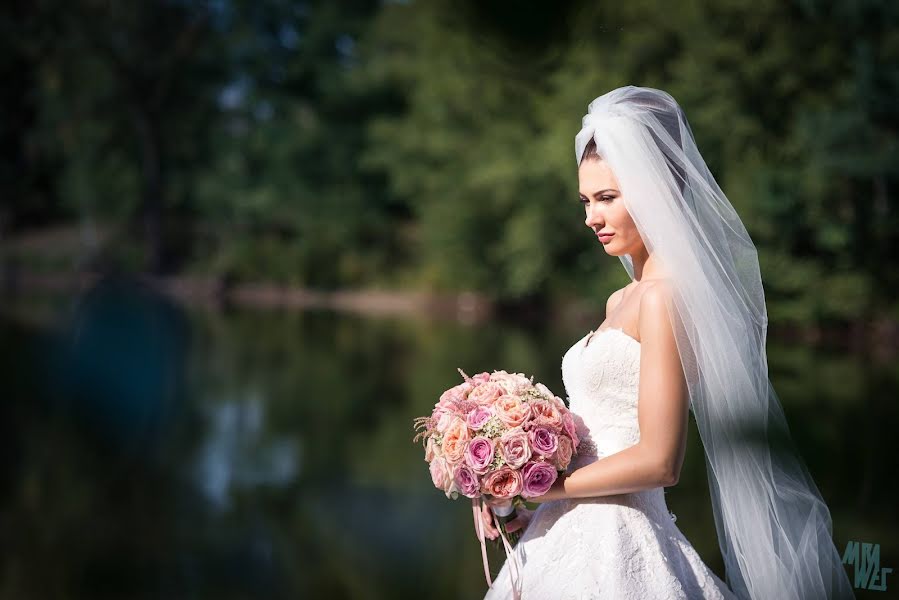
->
xmin=1 ymin=281 xmax=896 ymax=599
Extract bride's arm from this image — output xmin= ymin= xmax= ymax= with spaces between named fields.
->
xmin=529 ymin=282 xmax=689 ymax=502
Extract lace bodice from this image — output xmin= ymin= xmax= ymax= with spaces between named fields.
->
xmin=561 ymin=327 xmax=642 ymax=465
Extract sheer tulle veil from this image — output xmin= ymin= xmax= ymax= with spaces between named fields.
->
xmin=574 ymin=86 xmax=855 ymax=600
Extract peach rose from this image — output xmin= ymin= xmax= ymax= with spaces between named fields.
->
xmin=481 ymin=466 xmax=523 ymax=499
xmin=468 ymin=382 xmax=505 ymax=406
xmin=552 ymin=435 xmax=574 ymax=471
xmin=531 ymin=398 xmax=564 ymax=430
xmin=493 ymin=394 xmax=532 ymax=428
xmin=441 ymin=417 xmax=471 ymax=464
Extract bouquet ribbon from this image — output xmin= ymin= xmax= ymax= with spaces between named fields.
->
xmin=471 ymin=497 xmax=522 ymax=600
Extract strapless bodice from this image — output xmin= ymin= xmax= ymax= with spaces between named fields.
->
xmin=482 ymin=328 xmax=740 ymax=600
xmin=561 ymin=328 xmax=642 ymax=467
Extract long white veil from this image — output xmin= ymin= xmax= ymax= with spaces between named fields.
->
xmin=575 ymin=86 xmax=855 ymax=600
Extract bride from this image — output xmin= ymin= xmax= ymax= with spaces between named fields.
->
xmin=477 ymin=86 xmax=855 ymax=600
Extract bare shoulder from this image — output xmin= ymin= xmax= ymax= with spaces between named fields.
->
xmin=637 ymin=279 xmax=676 ymax=338
xmin=638 ymin=279 xmax=675 ymax=308
xmin=605 ymin=287 xmax=627 ymax=316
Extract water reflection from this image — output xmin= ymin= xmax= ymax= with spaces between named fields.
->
xmin=194 ymin=396 xmax=301 ymax=511
xmin=0 ymin=293 xmax=895 ymax=599
xmin=51 ymin=274 xmax=190 ymax=454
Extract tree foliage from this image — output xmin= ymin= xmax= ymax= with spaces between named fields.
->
xmin=2 ymin=0 xmax=897 ymax=326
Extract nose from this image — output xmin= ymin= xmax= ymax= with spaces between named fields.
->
xmin=584 ymin=201 xmax=604 ymax=230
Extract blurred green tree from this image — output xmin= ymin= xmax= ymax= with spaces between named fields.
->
xmin=2 ymin=0 xmax=896 ymax=328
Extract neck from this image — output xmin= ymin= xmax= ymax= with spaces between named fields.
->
xmin=630 ymin=247 xmax=665 ymax=281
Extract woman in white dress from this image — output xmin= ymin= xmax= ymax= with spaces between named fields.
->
xmin=477 ymin=86 xmax=855 ymax=600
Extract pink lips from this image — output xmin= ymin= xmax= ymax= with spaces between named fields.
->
xmin=597 ymin=232 xmax=614 ymax=243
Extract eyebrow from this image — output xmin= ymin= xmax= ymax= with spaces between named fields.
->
xmin=579 ymin=189 xmax=619 ymax=198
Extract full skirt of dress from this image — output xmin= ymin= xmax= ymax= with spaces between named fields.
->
xmin=482 ymin=486 xmax=738 ymax=600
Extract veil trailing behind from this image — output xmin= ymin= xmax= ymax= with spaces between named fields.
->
xmin=574 ymin=86 xmax=855 ymax=600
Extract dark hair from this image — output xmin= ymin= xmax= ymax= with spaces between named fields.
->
xmin=578 ymin=97 xmax=688 ymax=195
xmin=579 ymin=137 xmax=601 ymax=165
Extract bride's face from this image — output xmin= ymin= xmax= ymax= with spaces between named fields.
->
xmin=578 ymin=158 xmax=643 ymax=257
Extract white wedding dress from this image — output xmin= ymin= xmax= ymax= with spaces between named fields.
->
xmin=483 ymin=328 xmax=739 ymax=600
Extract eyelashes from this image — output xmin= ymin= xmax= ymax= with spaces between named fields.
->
xmin=579 ymin=196 xmax=614 ymax=205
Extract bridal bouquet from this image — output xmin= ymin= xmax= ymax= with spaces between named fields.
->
xmin=412 ymin=368 xmax=582 ymax=556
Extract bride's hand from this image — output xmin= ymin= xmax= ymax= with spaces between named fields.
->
xmin=504 ymin=507 xmax=534 ymax=534
xmin=483 ymin=495 xmax=513 ymax=511
xmin=478 ymin=498 xmax=534 ymax=540
xmin=477 ymin=501 xmax=500 ymax=541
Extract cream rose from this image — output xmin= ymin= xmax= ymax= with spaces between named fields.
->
xmin=429 ymin=456 xmax=452 ymax=491
xmin=434 ymin=408 xmax=458 ymax=434
xmin=494 ymin=372 xmax=531 ymax=394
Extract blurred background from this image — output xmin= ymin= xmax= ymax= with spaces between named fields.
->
xmin=1 ymin=0 xmax=897 ymax=598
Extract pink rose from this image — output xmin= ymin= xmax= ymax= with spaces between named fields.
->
xmin=464 ymin=436 xmax=496 ymax=475
xmin=528 ymin=425 xmax=559 ymax=458
xmin=535 ymin=383 xmax=567 ymax=411
xmin=521 ymin=460 xmax=558 ymax=498
xmin=468 ymin=382 xmax=505 ymax=406
xmin=562 ymin=412 xmax=580 ymax=446
xmin=534 ymin=382 xmax=554 ymax=400
xmin=429 ymin=456 xmax=452 ymax=491
xmin=471 ymin=371 xmax=491 ymax=384
xmin=466 ymin=405 xmax=494 ymax=431
xmin=551 ymin=395 xmax=568 ymax=411
xmin=438 ymin=381 xmax=472 ymax=406
xmin=481 ymin=466 xmax=523 ymax=499
xmin=498 ymin=427 xmax=532 ymax=469
xmin=454 ymin=463 xmax=481 ymax=498
xmin=434 ymin=408 xmax=457 ymax=434
xmin=552 ymin=435 xmax=574 ymax=471
xmin=531 ymin=398 xmax=564 ymax=430
xmin=494 ymin=394 xmax=532 ymax=428
xmin=441 ymin=417 xmax=471 ymax=464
